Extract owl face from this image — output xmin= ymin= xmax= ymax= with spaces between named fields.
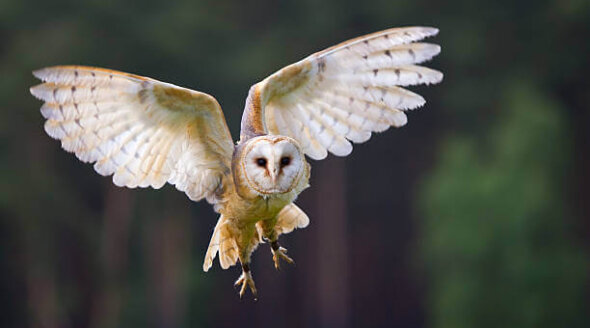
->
xmin=240 ymin=136 xmax=304 ymax=195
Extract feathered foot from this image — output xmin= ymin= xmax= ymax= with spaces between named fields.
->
xmin=271 ymin=241 xmax=294 ymax=270
xmin=234 ymin=263 xmax=257 ymax=300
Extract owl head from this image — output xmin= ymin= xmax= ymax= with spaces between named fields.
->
xmin=235 ymin=135 xmax=306 ymax=196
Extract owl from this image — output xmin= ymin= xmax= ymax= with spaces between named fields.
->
xmin=30 ymin=26 xmax=442 ymax=298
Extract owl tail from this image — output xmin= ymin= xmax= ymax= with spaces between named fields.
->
xmin=274 ymin=203 xmax=310 ymax=236
xmin=203 ymin=215 xmax=240 ymax=272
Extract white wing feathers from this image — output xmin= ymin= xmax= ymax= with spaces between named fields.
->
xmin=257 ymin=26 xmax=443 ymax=160
xmin=30 ymin=66 xmax=234 ymax=203
xmin=30 ymin=28 xmax=441 ymax=199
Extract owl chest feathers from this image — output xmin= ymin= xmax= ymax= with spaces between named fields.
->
xmin=220 ymin=188 xmax=297 ymax=224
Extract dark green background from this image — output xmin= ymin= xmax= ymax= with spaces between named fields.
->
xmin=1 ymin=0 xmax=589 ymax=327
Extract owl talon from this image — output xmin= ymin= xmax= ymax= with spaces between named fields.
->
xmin=271 ymin=241 xmax=295 ymax=270
xmin=235 ymin=265 xmax=257 ymax=299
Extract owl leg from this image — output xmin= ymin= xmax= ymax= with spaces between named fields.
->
xmin=234 ymin=262 xmax=257 ymax=300
xmin=258 ymin=219 xmax=296 ymax=270
xmin=270 ymin=240 xmax=294 ymax=270
xmin=234 ymin=225 xmax=260 ymax=299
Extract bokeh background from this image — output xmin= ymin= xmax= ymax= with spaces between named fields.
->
xmin=1 ymin=0 xmax=589 ymax=327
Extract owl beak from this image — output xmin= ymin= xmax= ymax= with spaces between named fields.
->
xmin=269 ymin=164 xmax=279 ymax=184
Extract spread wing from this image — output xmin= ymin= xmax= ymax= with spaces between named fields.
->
xmin=240 ymin=26 xmax=443 ymax=160
xmin=30 ymin=66 xmax=234 ymax=203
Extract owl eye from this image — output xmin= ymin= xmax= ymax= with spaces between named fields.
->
xmin=256 ymin=158 xmax=267 ymax=167
xmin=280 ymin=156 xmax=291 ymax=167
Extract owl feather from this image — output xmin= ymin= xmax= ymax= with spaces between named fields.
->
xmin=30 ymin=26 xmax=442 ymax=299
xmin=243 ymin=26 xmax=442 ymax=160
xmin=30 ymin=66 xmax=234 ymax=203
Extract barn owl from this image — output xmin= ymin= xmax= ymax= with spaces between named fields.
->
xmin=30 ymin=26 xmax=442 ymax=298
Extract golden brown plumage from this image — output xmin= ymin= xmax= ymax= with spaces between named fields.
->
xmin=30 ymin=26 xmax=442 ymax=299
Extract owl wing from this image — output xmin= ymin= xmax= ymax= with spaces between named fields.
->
xmin=30 ymin=66 xmax=234 ymax=203
xmin=240 ymin=26 xmax=442 ymax=160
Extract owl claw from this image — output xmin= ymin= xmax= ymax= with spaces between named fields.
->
xmin=235 ymin=268 xmax=257 ymax=300
xmin=271 ymin=244 xmax=295 ymax=270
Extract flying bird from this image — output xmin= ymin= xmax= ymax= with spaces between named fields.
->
xmin=30 ymin=26 xmax=443 ymax=299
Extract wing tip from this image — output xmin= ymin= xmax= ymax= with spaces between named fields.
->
xmin=394 ymin=111 xmax=408 ymax=127
xmin=306 ymin=150 xmax=329 ymax=161
xmin=32 ymin=66 xmax=62 ymax=81
xmin=29 ymin=84 xmax=44 ymax=100
xmin=32 ymin=68 xmax=47 ymax=80
xmin=419 ymin=26 xmax=439 ymax=37
xmin=43 ymin=119 xmax=63 ymax=139
xmin=329 ymin=141 xmax=353 ymax=157
xmin=429 ymin=69 xmax=444 ymax=85
xmin=408 ymin=26 xmax=440 ymax=42
xmin=203 ymin=260 xmax=212 ymax=272
xmin=430 ymin=43 xmax=442 ymax=56
xmin=395 ymin=26 xmax=439 ymax=38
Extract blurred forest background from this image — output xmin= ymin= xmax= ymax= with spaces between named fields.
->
xmin=1 ymin=0 xmax=589 ymax=327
